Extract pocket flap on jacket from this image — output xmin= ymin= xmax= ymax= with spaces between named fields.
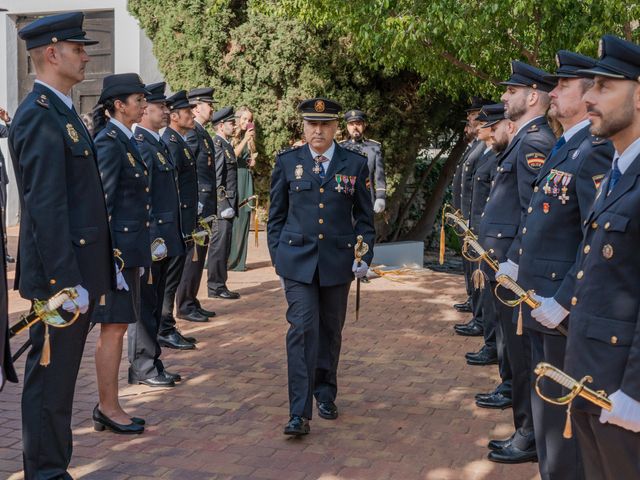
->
xmin=598 ymin=212 xmax=629 ymax=233
xmin=335 ymin=234 xmax=357 ymax=249
xmin=289 ymin=180 xmax=311 ymax=192
xmin=71 ymin=226 xmax=98 ymax=246
xmin=155 ymin=212 xmax=174 ymax=224
xmin=533 ymin=258 xmax=574 ymax=281
xmin=586 ymin=316 xmax=635 ymax=346
xmin=114 ymin=220 xmax=141 ymax=232
xmin=484 ymin=223 xmax=518 ymax=239
xmin=281 ymin=231 xmax=303 ymax=246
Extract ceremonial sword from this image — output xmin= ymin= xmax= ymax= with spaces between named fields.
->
xmin=354 ymin=235 xmax=369 ymax=321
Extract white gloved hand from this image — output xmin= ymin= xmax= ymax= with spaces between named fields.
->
xmin=62 ymin=285 xmax=89 ymax=314
xmin=496 ymin=260 xmax=519 ymax=281
xmin=352 ymin=260 xmax=368 ymax=279
xmin=600 ymin=390 xmax=640 ymax=432
xmin=373 ymin=199 xmax=386 ymax=214
xmin=116 ymin=262 xmax=129 ymax=291
xmin=198 ymin=202 xmax=203 ymax=215
xmin=221 ymin=208 xmax=235 ymax=219
xmin=152 ymin=242 xmax=167 ymax=259
xmin=531 ymin=295 xmax=568 ymax=328
xmin=139 ymin=267 xmax=145 ymax=277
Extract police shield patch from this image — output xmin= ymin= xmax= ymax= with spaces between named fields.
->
xmin=592 ymin=174 xmax=605 ymax=190
xmin=525 ymin=152 xmax=545 ymax=170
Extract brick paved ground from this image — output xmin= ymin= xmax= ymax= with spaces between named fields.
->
xmin=1 ymin=228 xmax=540 ymax=480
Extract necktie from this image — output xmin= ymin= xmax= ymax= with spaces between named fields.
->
xmin=315 ymin=155 xmax=327 ymax=178
xmin=607 ymin=158 xmax=622 ymax=195
xmin=549 ymin=136 xmax=566 ymax=159
xmin=129 ymin=136 xmax=140 ymax=155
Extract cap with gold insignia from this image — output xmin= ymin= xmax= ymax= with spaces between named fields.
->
xmin=478 ymin=103 xmax=506 ymax=128
xmin=144 ymin=82 xmax=167 ymax=103
xmin=500 ymin=61 xmax=556 ymax=92
xmin=166 ymin=90 xmax=194 ymax=111
xmin=99 ymin=73 xmax=150 ymax=104
xmin=187 ymin=87 xmax=215 ymax=104
xmin=344 ymin=109 xmax=367 ymax=122
xmin=18 ymin=12 xmax=98 ymax=50
xmin=577 ymin=35 xmax=640 ymax=81
xmin=465 ymin=96 xmax=494 ymax=112
xmin=212 ymin=106 xmax=235 ymax=125
xmin=544 ymin=50 xmax=597 ymax=81
xmin=298 ymin=97 xmax=341 ymax=121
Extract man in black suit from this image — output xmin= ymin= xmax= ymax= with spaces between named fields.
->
xmin=175 ymin=87 xmax=218 ymax=322
xmin=0 ymin=106 xmax=13 ymax=263
xmin=9 ymin=12 xmax=113 ymax=478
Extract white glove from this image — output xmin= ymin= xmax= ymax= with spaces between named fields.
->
xmin=600 ymin=390 xmax=640 ymax=432
xmin=373 ymin=199 xmax=386 ymax=214
xmin=116 ymin=262 xmax=129 ymax=291
xmin=139 ymin=267 xmax=145 ymax=277
xmin=152 ymin=242 xmax=167 ymax=259
xmin=531 ymin=295 xmax=568 ymax=328
xmin=198 ymin=202 xmax=203 ymax=215
xmin=221 ymin=208 xmax=235 ymax=219
xmin=352 ymin=260 xmax=368 ymax=279
xmin=496 ymin=260 xmax=519 ymax=281
xmin=62 ymin=285 xmax=89 ymax=314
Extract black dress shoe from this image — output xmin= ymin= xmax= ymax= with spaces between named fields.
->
xmin=476 ymin=392 xmax=512 ymax=409
xmin=131 ymin=417 xmax=145 ymax=426
xmin=5 ymin=254 xmax=15 ymax=263
xmin=476 ymin=383 xmax=512 ymax=401
xmin=137 ymin=374 xmax=175 ymax=387
xmin=317 ymin=401 xmax=338 ymax=420
xmin=174 ymin=330 xmax=197 ymax=344
xmin=488 ymin=444 xmax=537 ymax=463
xmin=454 ymin=318 xmax=476 ymax=329
xmin=453 ymin=299 xmax=472 ymax=312
xmin=197 ymin=307 xmax=216 ymax=317
xmin=284 ymin=415 xmax=310 ymax=436
xmin=466 ymin=347 xmax=498 ymax=366
xmin=163 ymin=370 xmax=182 ymax=382
xmin=488 ymin=436 xmax=513 ymax=451
xmin=93 ymin=406 xmax=144 ymax=435
xmin=158 ymin=331 xmax=196 ymax=350
xmin=177 ymin=310 xmax=209 ymax=323
xmin=209 ymin=288 xmax=240 ymax=299
xmin=455 ymin=323 xmax=484 ymax=337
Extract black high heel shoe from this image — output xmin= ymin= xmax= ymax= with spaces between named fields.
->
xmin=93 ymin=405 xmax=144 ymax=434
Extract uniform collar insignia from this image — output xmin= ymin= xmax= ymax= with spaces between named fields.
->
xmin=35 ymin=94 xmax=49 ymax=108
xmin=169 ymin=134 xmax=178 ymax=143
xmin=527 ymin=124 xmax=539 ymax=133
xmin=106 ymin=129 xmax=117 ymax=139
xmin=135 ymin=133 xmax=144 ymax=141
xmin=572 ymin=149 xmax=580 ymax=159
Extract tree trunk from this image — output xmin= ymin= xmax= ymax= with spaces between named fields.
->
xmin=401 ymin=135 xmax=466 ymax=242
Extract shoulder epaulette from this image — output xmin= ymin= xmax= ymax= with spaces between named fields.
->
xmin=214 ymin=138 xmax=222 ymax=147
xmin=277 ymin=145 xmax=301 ymax=156
xmin=169 ymin=134 xmax=178 ymax=143
xmin=35 ymin=94 xmax=49 ymax=109
xmin=368 ymin=139 xmax=381 ymax=145
xmin=527 ymin=124 xmax=539 ymax=133
xmin=592 ymin=137 xmax=607 ymax=145
xmin=106 ymin=129 xmax=117 ymax=139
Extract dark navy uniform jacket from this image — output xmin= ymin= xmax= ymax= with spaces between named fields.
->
xmin=460 ymin=140 xmax=486 ymax=220
xmin=186 ymin=122 xmax=217 ymax=218
xmin=134 ymin=126 xmax=185 ymax=258
xmin=9 ymin=82 xmax=113 ymax=299
xmin=564 ymin=147 xmax=640 ymax=415
xmin=268 ymin=143 xmax=375 ymax=287
xmin=162 ymin=127 xmax=198 ymax=236
xmin=0 ymin=124 xmax=9 ymax=186
xmin=340 ymin=138 xmax=386 ymax=202
xmin=479 ymin=116 xmax=555 ymax=280
xmin=469 ymin=149 xmax=498 ymax=235
xmin=516 ymin=124 xmax=613 ymax=334
xmin=95 ymin=120 xmax=151 ymax=268
xmin=1 ymin=219 xmax=17 ymax=388
xmin=451 ymin=141 xmax=475 ymax=211
xmin=213 ymin=134 xmax=238 ymax=216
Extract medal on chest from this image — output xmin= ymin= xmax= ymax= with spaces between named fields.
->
xmin=313 ymin=160 xmax=322 ymax=175
xmin=335 ymin=174 xmax=344 ymax=193
xmin=559 ymin=174 xmax=572 ymax=204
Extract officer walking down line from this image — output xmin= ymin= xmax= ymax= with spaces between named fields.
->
xmin=9 ymin=12 xmax=113 ymax=478
xmin=268 ymin=98 xmax=375 ymax=436
xmin=563 ymin=35 xmax=640 ymax=479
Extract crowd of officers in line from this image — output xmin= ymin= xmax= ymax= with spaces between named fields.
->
xmin=449 ymin=35 xmax=640 ymax=480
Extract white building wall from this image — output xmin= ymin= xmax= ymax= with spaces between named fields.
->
xmin=0 ymin=0 xmax=162 ymax=226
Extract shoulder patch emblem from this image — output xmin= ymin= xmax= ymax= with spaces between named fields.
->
xmin=66 ymin=123 xmax=79 ymax=143
xmin=527 ymin=124 xmax=539 ymax=133
xmin=35 ymin=94 xmax=49 ymax=109
xmin=592 ymin=174 xmax=605 ymax=190
xmin=135 ymin=133 xmax=144 ymax=142
xmin=106 ymin=129 xmax=117 ymax=139
xmin=525 ymin=152 xmax=545 ymax=169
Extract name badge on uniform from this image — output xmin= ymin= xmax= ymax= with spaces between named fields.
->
xmin=66 ymin=123 xmax=79 ymax=143
xmin=295 ymin=164 xmax=303 ymax=179
xmin=127 ymin=152 xmax=136 ymax=168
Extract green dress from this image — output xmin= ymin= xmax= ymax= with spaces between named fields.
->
xmin=228 ymin=143 xmax=254 ymax=271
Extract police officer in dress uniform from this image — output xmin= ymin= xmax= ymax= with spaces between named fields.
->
xmin=0 ymin=214 xmax=16 ymax=391
xmin=455 ymin=97 xmax=493 ymax=335
xmin=128 ymin=82 xmax=190 ymax=389
xmin=562 ymin=35 xmax=640 ymax=480
xmin=268 ymin=98 xmax=375 ymax=435
xmin=10 ymin=12 xmax=113 ymax=478
xmin=92 ymin=73 xmax=153 ymax=434
xmin=0 ymin=106 xmax=14 ymax=263
xmin=515 ymin=52 xmax=614 ymax=480
xmin=207 ymin=107 xmax=240 ymax=299
xmin=339 ymin=109 xmax=387 ymax=213
xmin=469 ymin=105 xmax=515 ymax=408
xmin=480 ymin=61 xmax=556 ymax=463
xmin=159 ymin=91 xmax=200 ymax=349
xmin=175 ymin=87 xmax=218 ymax=322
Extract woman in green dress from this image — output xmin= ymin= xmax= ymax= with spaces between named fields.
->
xmin=229 ymin=106 xmax=256 ymax=271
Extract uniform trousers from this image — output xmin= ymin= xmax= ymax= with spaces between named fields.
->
xmin=480 ymin=284 xmax=512 ymax=385
xmin=207 ymin=217 xmax=233 ymax=292
xmin=128 ymin=258 xmax=171 ymax=381
xmin=22 ymin=303 xmax=95 ymax=480
xmin=529 ymin=329 xmax=584 ymax=480
xmin=160 ymin=254 xmax=186 ymax=336
xmin=175 ymin=242 xmax=208 ymax=316
xmin=283 ymin=272 xmax=351 ymax=419
xmin=462 ymin=257 xmax=473 ymax=298
xmin=572 ymin=410 xmax=640 ymax=480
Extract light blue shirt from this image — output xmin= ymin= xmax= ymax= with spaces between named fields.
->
xmin=136 ymin=125 xmax=160 ymax=142
xmin=615 ymin=135 xmax=640 ymax=175
xmin=109 ymin=118 xmax=134 ymax=139
xmin=309 ymin=141 xmax=336 ymax=171
xmin=562 ymin=119 xmax=591 ymax=143
xmin=35 ymin=80 xmax=74 ymax=110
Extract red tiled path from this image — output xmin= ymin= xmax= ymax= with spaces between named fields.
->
xmin=1 ymin=228 xmax=540 ymax=479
